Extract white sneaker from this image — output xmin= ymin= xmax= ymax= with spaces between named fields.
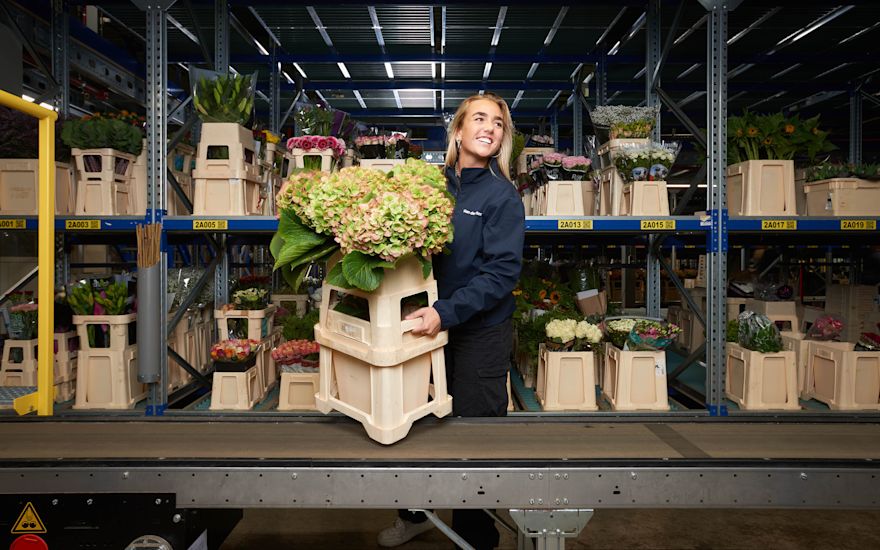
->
xmin=377 ymin=517 xmax=435 ymax=547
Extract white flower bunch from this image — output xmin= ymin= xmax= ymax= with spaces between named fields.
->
xmin=591 ymin=105 xmax=660 ymax=127
xmin=607 ymin=318 xmax=637 ymax=333
xmin=576 ymin=321 xmax=603 ymax=343
xmin=546 ymin=319 xmax=578 ymax=343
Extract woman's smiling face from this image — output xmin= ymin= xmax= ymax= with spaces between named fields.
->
xmin=455 ymin=98 xmax=504 ymax=167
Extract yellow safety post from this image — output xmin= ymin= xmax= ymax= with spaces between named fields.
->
xmin=0 ymin=89 xmax=57 ymax=416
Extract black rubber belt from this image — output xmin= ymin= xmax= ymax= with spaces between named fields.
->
xmin=645 ymin=423 xmax=712 ymax=459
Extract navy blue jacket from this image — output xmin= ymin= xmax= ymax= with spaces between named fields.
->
xmin=432 ymin=159 xmax=525 ymax=330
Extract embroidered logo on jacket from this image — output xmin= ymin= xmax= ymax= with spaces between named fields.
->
xmin=463 ymin=209 xmax=483 ymax=217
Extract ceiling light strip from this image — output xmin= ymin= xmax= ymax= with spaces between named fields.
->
xmin=728 ymin=7 xmax=781 ymax=46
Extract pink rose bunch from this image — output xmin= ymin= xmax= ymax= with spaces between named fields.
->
xmin=542 ymin=152 xmax=565 ymax=166
xmin=562 ymin=156 xmax=591 ymax=170
xmin=286 ymin=135 xmax=345 ymax=157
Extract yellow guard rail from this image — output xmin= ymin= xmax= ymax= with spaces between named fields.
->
xmin=0 ymin=88 xmax=56 ymax=416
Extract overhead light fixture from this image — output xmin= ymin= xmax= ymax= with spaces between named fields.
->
xmin=441 ymin=62 xmax=446 ymax=79
xmin=393 ymin=90 xmax=403 ymax=109
xmin=441 ymin=89 xmax=445 ymax=110
xmin=546 ymin=90 xmax=561 ymax=109
xmin=582 ymin=73 xmax=594 ymax=85
xmin=253 ymin=38 xmax=269 ymax=56
xmin=814 ymin=63 xmax=851 ymax=80
xmin=431 ymin=63 xmax=437 ymax=79
xmin=544 ymin=7 xmax=568 ymax=46
xmin=385 ymin=62 xmax=394 ymax=79
xmin=608 ymin=41 xmax=621 ymax=55
xmin=839 ymin=20 xmax=880 ymax=44
xmin=527 ymin=63 xmax=540 ymax=80
xmin=482 ymin=62 xmax=492 ymax=80
xmin=21 ymin=94 xmax=35 ymax=102
xmin=728 ymin=91 xmax=747 ymax=103
xmin=626 ymin=12 xmax=646 ymax=41
xmin=512 ymin=90 xmax=524 ymax=109
xmin=674 ymin=14 xmax=707 ymax=45
xmin=314 ymin=90 xmax=329 ymax=106
xmin=747 ymin=91 xmax=786 ymax=110
xmin=595 ymin=7 xmax=627 ymax=46
xmin=678 ymin=91 xmax=706 ymax=107
xmin=337 ymin=62 xmax=351 ymax=79
xmin=293 ymin=63 xmax=307 ymax=79
xmin=728 ymin=8 xmax=780 ymax=46
xmin=282 ymin=71 xmax=295 ymax=85
xmin=727 ymin=63 xmax=755 ymax=80
xmin=776 ymin=6 xmax=854 ymax=47
xmin=677 ymin=63 xmax=701 ymax=79
xmin=633 ymin=67 xmax=646 ymax=80
xmin=771 ymin=63 xmax=802 ymax=79
xmin=353 ymin=90 xmax=367 ymax=109
xmin=569 ymin=63 xmax=583 ymax=81
xmin=490 ymin=7 xmax=507 ymax=47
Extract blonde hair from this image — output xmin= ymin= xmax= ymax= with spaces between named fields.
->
xmin=445 ymin=92 xmax=514 ymax=180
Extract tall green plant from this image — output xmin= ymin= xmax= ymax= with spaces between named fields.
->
xmin=194 ymin=74 xmax=255 ymax=124
xmin=61 ymin=117 xmax=143 ymax=155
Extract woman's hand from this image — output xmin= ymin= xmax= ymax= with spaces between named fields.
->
xmin=405 ymin=307 xmax=442 ymax=337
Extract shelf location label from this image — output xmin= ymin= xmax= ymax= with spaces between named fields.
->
xmin=557 ymin=219 xmax=593 ymax=230
xmin=65 ymin=219 xmax=101 ymax=230
xmin=640 ymin=219 xmax=676 ymax=230
xmin=840 ymin=220 xmax=876 ymax=231
xmin=0 ymin=219 xmax=26 ymax=229
xmin=193 ymin=220 xmax=228 ymax=230
xmin=761 ymin=219 xmax=797 ymax=231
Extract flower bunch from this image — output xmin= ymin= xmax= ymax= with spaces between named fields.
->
xmin=210 ymin=339 xmax=259 ymax=363
xmin=591 ymin=105 xmax=659 ymax=138
xmin=529 ymin=134 xmax=554 ymax=146
xmin=256 ymin=129 xmax=281 ymax=145
xmin=806 ymin=315 xmax=844 ymax=341
xmin=627 ymin=320 xmax=681 ymax=351
xmin=737 ymin=311 xmax=783 ymax=353
xmin=545 ymin=318 xmax=603 ymax=351
xmin=806 ymin=163 xmax=880 ymax=182
xmin=272 ymin=339 xmax=320 ymax=366
xmin=605 ymin=318 xmax=637 ymax=349
xmin=727 ymin=111 xmax=836 ymax=165
xmin=8 ymin=302 xmax=38 ymax=340
xmin=562 ymin=156 xmax=591 ymax=171
xmin=231 ymin=288 xmax=269 ymax=310
xmin=614 ymin=142 xmax=679 ymax=182
xmin=542 ymin=153 xmax=565 ymax=166
xmin=286 ymin=135 xmax=346 ymax=157
xmin=273 ymin=158 xmax=454 ymax=292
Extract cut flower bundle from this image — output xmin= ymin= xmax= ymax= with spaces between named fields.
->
xmin=613 ymin=142 xmax=680 ymax=182
xmin=273 ymin=159 xmax=454 ymax=292
xmin=545 ymin=318 xmax=603 ymax=351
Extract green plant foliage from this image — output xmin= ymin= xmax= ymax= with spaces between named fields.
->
xmin=510 ymin=131 xmax=525 ymax=168
xmin=193 ymin=74 xmax=255 ymax=124
xmin=341 ymin=252 xmax=395 ymax=293
xmin=94 ymin=281 xmax=129 ymax=315
xmin=61 ymin=117 xmax=143 ymax=155
xmin=806 ymin=163 xmax=880 ymax=182
xmin=281 ymin=309 xmax=320 ymax=342
xmin=727 ymin=111 xmax=836 ymax=165
xmin=726 ymin=319 xmax=739 ymax=343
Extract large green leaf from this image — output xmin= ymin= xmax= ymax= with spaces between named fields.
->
xmin=416 ymin=254 xmax=433 ymax=279
xmin=288 ymin=241 xmax=338 ymax=271
xmin=269 ymin=231 xmax=284 ymax=261
xmin=341 ymin=252 xmax=395 ymax=292
xmin=326 ymin=261 xmax=354 ymax=289
xmin=273 ymin=210 xmax=327 ymax=270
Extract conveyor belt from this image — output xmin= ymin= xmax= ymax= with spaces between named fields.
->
xmin=1 ymin=419 xmax=879 ymax=509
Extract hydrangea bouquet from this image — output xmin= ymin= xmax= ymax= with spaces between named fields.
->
xmin=273 ymin=159 xmax=454 ymax=292
xmin=591 ymin=105 xmax=659 ymax=139
xmin=627 ymin=320 xmax=681 ymax=351
xmin=614 ymin=142 xmax=680 ymax=182
xmin=545 ymin=318 xmax=603 ymax=352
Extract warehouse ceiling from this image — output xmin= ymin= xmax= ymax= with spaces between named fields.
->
xmin=20 ymin=1 xmax=880 ymax=157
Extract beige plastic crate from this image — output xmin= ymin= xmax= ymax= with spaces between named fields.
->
xmin=357 ymin=158 xmax=406 ymax=173
xmin=54 ymin=356 xmax=77 ymax=384
xmin=288 ymin=148 xmax=335 ymax=172
xmin=256 ymin=333 xmax=278 ymax=396
xmin=514 ymin=147 xmax=556 ymax=175
xmin=516 ymin=350 xmax=536 ymax=389
xmin=795 ymin=168 xmax=808 ymax=215
xmin=620 ymin=181 xmax=670 ymax=216
xmin=596 ymin=138 xmax=650 ymax=170
xmin=132 ymin=141 xmax=197 ymax=214
xmin=725 ymin=342 xmax=799 ymax=410
xmin=277 ymin=371 xmax=319 ymax=410
xmin=209 ymin=365 xmax=262 ymax=411
xmin=602 ymin=343 xmax=669 ymax=411
xmin=54 ymin=379 xmax=76 ymax=403
xmin=666 ymin=306 xmax=683 ymax=345
xmin=726 ymin=159 xmax=796 ymax=216
xmin=72 ymin=148 xmax=135 ymax=215
xmin=314 ymin=339 xmax=452 ymax=445
xmin=319 ymin=256 xmax=447 ymax=367
xmin=695 ymin=255 xmax=707 ymax=288
xmin=73 ymin=314 xmax=137 ymax=352
xmin=214 ymin=305 xmax=277 ymax=342
xmin=193 ymin=123 xmax=260 ymax=181
xmin=536 ymin=344 xmax=598 ymax=411
xmin=684 ymin=287 xmax=707 ymax=314
xmin=674 ymin=308 xmax=692 ymax=350
xmin=0 ymin=338 xmax=38 ymax=380
xmin=192 ymin=175 xmax=262 ymax=216
xmin=271 ymin=294 xmax=309 ymax=317
xmin=727 ymin=297 xmax=747 ymax=321
xmin=598 ymin=166 xmax=623 ymax=215
xmin=538 ymin=180 xmax=596 ymax=216
xmin=53 ymin=331 xmax=79 ymax=360
xmin=805 ymin=342 xmax=880 ymax=410
xmin=0 ymin=160 xmax=74 ymax=215
xmin=74 ymin=346 xmax=144 ymax=409
xmin=803 ymin=178 xmax=880 ymax=216
xmin=745 ymin=299 xmax=799 ymax=332
xmin=780 ymin=331 xmax=809 ymax=398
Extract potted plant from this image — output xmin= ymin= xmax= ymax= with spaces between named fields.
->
xmin=537 ymin=317 xmax=603 ymax=410
xmin=216 ymin=287 xmax=275 ymax=342
xmin=802 ymin=162 xmax=880 ymax=216
xmin=211 ymin=339 xmax=259 ymax=371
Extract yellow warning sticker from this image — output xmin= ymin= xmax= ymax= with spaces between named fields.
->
xmin=192 ymin=219 xmax=228 ymax=230
xmin=11 ymin=502 xmax=46 ymax=534
xmin=761 ymin=219 xmax=797 ymax=230
xmin=557 ymin=219 xmax=593 ymax=230
xmin=640 ymin=219 xmax=676 ymax=230
xmin=65 ymin=219 xmax=101 ymax=230
xmin=840 ymin=219 xmax=876 ymax=231
xmin=0 ymin=219 xmax=26 ymax=229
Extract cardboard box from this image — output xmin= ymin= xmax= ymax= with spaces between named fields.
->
xmin=577 ymin=290 xmax=607 ymax=317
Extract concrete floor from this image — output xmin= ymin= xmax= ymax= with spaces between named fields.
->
xmin=220 ymin=508 xmax=880 ymax=549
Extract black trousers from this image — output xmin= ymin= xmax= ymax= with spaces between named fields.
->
xmin=400 ymin=319 xmax=512 ymax=550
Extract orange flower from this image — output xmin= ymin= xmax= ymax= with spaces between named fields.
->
xmin=784 ymin=124 xmax=795 ymax=134
xmin=735 ymin=128 xmax=743 ymax=137
xmin=539 ymin=289 xmax=547 ymax=299
xmin=549 ymin=291 xmax=560 ymax=304
xmin=763 ymin=137 xmax=773 ymax=145
xmin=746 ymin=127 xmax=758 ymax=137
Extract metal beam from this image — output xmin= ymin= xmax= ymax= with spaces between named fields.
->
xmin=850 ymin=86 xmax=863 ymax=165
xmin=175 ymin=53 xmax=617 ymax=64
xmin=50 ymin=0 xmax=69 ymax=116
xmin=215 ymin=0 xmax=229 ymax=71
xmin=181 ymin=0 xmax=212 ymax=66
xmin=288 ymin=81 xmax=572 ymax=91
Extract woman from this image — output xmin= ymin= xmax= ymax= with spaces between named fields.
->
xmin=378 ymin=93 xmax=525 ymax=549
